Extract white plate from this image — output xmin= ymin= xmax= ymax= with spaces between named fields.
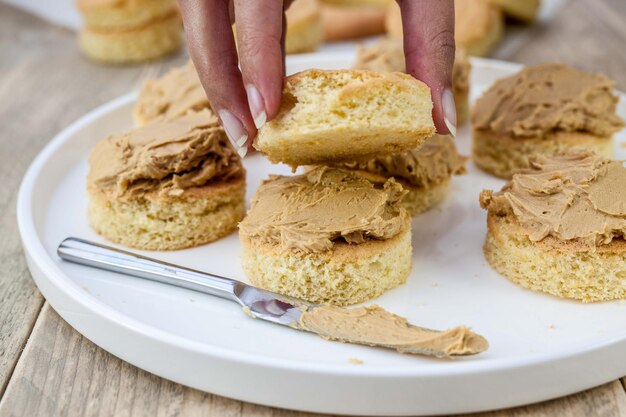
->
xmin=17 ymin=55 xmax=626 ymax=416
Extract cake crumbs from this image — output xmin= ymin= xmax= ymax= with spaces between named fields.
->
xmin=349 ymin=358 xmax=363 ymax=365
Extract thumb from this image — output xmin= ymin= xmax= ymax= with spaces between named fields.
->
xmin=399 ymin=0 xmax=456 ymax=135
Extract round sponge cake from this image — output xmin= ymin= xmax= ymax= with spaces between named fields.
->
xmin=89 ymin=177 xmax=245 ymax=251
xmin=254 ymin=69 xmax=435 ymax=167
xmin=480 ymin=152 xmax=626 ymax=302
xmin=239 ymin=167 xmax=412 ymax=306
xmin=241 ymin=226 xmax=412 ymax=306
xmin=285 ymin=0 xmax=323 ymax=54
xmin=472 ymin=64 xmax=624 ymax=179
xmin=77 ymin=0 xmax=178 ymax=29
xmin=87 ymin=110 xmax=245 ymax=251
xmin=79 ymin=11 xmax=182 ymax=64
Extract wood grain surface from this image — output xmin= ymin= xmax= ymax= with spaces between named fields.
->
xmin=1 ymin=0 xmax=625 ymax=415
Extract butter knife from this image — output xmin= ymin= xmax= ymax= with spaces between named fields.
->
xmin=57 ymin=237 xmax=488 ymax=357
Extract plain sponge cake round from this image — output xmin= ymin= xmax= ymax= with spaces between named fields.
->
xmin=472 ymin=64 xmax=624 ymax=178
xmin=239 ymin=167 xmax=412 ymax=306
xmin=480 ymin=152 xmax=626 ymax=302
xmin=79 ymin=11 xmax=182 ymax=64
xmin=254 ymin=69 xmax=435 ymax=167
xmin=87 ymin=110 xmax=245 ymax=250
xmin=77 ymin=0 xmax=178 ymax=29
xmin=285 ymin=0 xmax=323 ymax=54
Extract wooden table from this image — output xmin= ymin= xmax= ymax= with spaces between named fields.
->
xmin=1 ymin=1 xmax=626 ymax=415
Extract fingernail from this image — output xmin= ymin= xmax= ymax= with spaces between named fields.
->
xmin=245 ymin=84 xmax=267 ymax=129
xmin=218 ymin=109 xmax=248 ymax=151
xmin=237 ymin=146 xmax=248 ymax=158
xmin=442 ymin=88 xmax=457 ymax=137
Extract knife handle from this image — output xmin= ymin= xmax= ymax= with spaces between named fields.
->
xmin=57 ymin=237 xmax=241 ymax=303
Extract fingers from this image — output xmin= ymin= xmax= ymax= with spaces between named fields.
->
xmin=234 ymin=0 xmax=286 ymax=129
xmin=399 ymin=0 xmax=456 ymax=135
xmin=179 ymin=0 xmax=254 ymax=157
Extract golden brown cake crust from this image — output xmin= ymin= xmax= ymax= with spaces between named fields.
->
xmin=484 ymin=212 xmax=626 ymax=302
xmin=240 ymin=223 xmax=412 ymax=305
xmin=89 ymin=174 xmax=245 ymax=251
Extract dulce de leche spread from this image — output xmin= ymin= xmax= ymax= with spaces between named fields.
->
xmin=238 ymin=167 xmax=408 ymax=253
xmin=87 ymin=109 xmax=242 ymax=199
xmin=472 ymin=64 xmax=624 ymax=139
xmin=296 ymin=305 xmax=488 ymax=357
xmin=135 ymin=61 xmax=210 ymax=124
xmin=480 ymin=152 xmax=626 ymax=249
xmin=340 ymin=134 xmax=467 ymax=188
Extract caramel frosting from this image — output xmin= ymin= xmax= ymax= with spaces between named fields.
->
xmin=296 ymin=305 xmax=488 ymax=357
xmin=87 ymin=109 xmax=242 ymax=198
xmin=238 ymin=167 xmax=408 ymax=253
xmin=472 ymin=64 xmax=625 ymax=139
xmin=339 ymin=134 xmax=467 ymax=188
xmin=135 ymin=61 xmax=210 ymax=124
xmin=352 ymin=38 xmax=470 ymax=95
xmin=480 ymin=152 xmax=626 ymax=249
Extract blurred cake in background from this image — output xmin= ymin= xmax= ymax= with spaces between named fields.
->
xmin=386 ymin=0 xmax=504 ymax=57
xmin=492 ymin=0 xmax=541 ymax=22
xmin=285 ymin=0 xmax=323 ymax=54
xmin=320 ymin=0 xmax=390 ymax=41
xmin=77 ymin=0 xmax=182 ymax=63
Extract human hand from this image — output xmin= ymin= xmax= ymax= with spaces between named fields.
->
xmin=179 ymin=0 xmax=455 ymax=158
xmin=398 ymin=0 xmax=456 ymax=136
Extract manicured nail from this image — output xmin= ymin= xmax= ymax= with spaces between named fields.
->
xmin=245 ymin=84 xmax=267 ymax=129
xmin=237 ymin=146 xmax=248 ymax=158
xmin=442 ymin=88 xmax=457 ymax=137
xmin=218 ymin=109 xmax=248 ymax=150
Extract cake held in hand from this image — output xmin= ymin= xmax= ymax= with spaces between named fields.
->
xmin=134 ymin=61 xmax=210 ymax=126
xmin=338 ymin=134 xmax=467 ymax=215
xmin=239 ymin=167 xmax=412 ymax=306
xmin=352 ymin=37 xmax=471 ymax=125
xmin=87 ymin=110 xmax=245 ymax=251
xmin=254 ymin=69 xmax=435 ymax=167
xmin=472 ymin=64 xmax=624 ymax=178
xmin=480 ymin=152 xmax=626 ymax=302
xmin=320 ymin=3 xmax=386 ymax=41
xmin=77 ymin=0 xmax=181 ymax=63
